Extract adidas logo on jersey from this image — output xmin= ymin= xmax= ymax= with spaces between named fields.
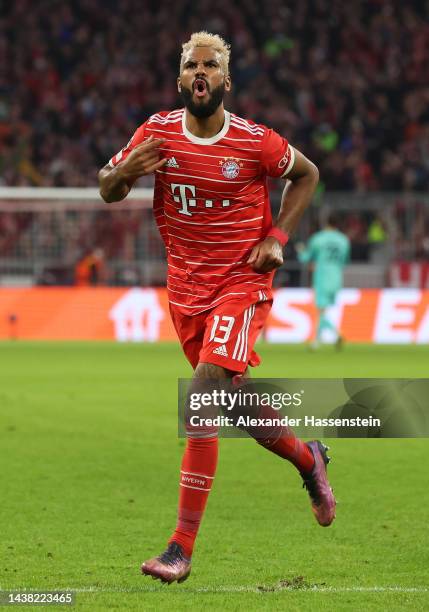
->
xmin=166 ymin=156 xmax=179 ymax=168
xmin=213 ymin=344 xmax=228 ymax=357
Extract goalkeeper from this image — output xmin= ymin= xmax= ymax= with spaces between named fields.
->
xmin=297 ymin=213 xmax=350 ymax=347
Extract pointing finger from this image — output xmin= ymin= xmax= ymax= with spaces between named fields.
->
xmin=149 ymin=158 xmax=168 ymax=173
xmin=136 ymin=138 xmax=166 ymax=151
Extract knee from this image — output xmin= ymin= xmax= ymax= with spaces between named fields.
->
xmin=193 ymin=362 xmax=231 ymax=380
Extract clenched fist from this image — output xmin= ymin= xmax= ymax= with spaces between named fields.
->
xmin=247 ymin=236 xmax=284 ymax=273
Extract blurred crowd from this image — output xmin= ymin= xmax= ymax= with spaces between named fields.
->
xmin=0 ymin=206 xmax=162 ymax=285
xmin=2 ymin=197 xmax=428 ymax=287
xmin=1 ymin=0 xmax=429 ymax=192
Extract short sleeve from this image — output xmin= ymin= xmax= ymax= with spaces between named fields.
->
xmin=108 ymin=123 xmax=147 ymax=168
xmin=260 ymin=128 xmax=295 ymax=178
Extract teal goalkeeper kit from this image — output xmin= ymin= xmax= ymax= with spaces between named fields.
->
xmin=299 ymin=229 xmax=350 ymax=308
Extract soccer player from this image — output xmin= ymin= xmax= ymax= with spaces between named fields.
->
xmin=99 ymin=32 xmax=336 ymax=584
xmin=297 ymin=214 xmax=351 ymax=348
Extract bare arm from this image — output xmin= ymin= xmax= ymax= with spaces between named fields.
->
xmin=98 ymin=163 xmax=133 ymax=203
xmin=98 ymin=136 xmax=167 ymax=203
xmin=274 ymin=148 xmax=319 ymax=235
xmin=247 ymin=147 xmax=319 ymax=273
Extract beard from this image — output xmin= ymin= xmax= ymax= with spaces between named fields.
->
xmin=180 ymin=82 xmax=225 ymax=118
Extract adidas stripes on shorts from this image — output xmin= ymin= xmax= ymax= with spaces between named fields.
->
xmin=169 ymin=290 xmax=272 ymax=373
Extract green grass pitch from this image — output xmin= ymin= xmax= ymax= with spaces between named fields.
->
xmin=1 ymin=342 xmax=429 ymax=610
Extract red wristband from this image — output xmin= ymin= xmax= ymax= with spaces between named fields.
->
xmin=267 ymin=227 xmax=289 ymax=247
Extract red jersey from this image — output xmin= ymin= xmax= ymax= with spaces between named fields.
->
xmin=109 ymin=108 xmax=295 ymax=315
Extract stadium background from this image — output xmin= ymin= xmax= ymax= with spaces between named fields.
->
xmin=2 ymin=2 xmax=429 ymax=610
xmin=0 ymin=0 xmax=429 ymax=343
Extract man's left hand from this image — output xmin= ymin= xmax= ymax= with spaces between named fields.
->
xmin=247 ymin=237 xmax=283 ymax=273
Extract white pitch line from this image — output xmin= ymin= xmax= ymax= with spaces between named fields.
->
xmin=53 ymin=585 xmax=429 ymax=594
xmin=2 ymin=585 xmax=428 ymax=595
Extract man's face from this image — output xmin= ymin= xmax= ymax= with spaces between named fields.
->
xmin=178 ymin=46 xmax=231 ymax=118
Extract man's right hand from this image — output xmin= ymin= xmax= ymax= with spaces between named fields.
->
xmin=118 ymin=135 xmax=167 ymax=180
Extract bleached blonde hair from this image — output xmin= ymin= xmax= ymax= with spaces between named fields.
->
xmin=180 ymin=31 xmax=231 ymax=75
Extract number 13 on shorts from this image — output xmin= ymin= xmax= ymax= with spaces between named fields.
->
xmin=200 ymin=298 xmax=272 ymax=372
xmin=209 ymin=315 xmax=235 ymax=343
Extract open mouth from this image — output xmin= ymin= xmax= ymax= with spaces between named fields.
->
xmin=193 ymin=78 xmax=208 ymax=98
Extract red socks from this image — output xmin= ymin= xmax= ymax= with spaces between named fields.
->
xmin=168 ymin=379 xmax=314 ymax=558
xmin=255 ymin=404 xmax=315 ymax=474
xmin=168 ymin=436 xmax=218 ymax=558
xmin=231 ymin=375 xmax=315 ymax=475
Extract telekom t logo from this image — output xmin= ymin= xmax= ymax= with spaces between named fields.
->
xmin=171 ymin=183 xmax=230 ymax=216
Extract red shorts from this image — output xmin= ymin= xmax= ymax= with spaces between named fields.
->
xmin=169 ymin=291 xmax=272 ymax=373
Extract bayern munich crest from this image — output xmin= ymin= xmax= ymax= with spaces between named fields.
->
xmin=219 ymin=157 xmax=243 ymax=179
